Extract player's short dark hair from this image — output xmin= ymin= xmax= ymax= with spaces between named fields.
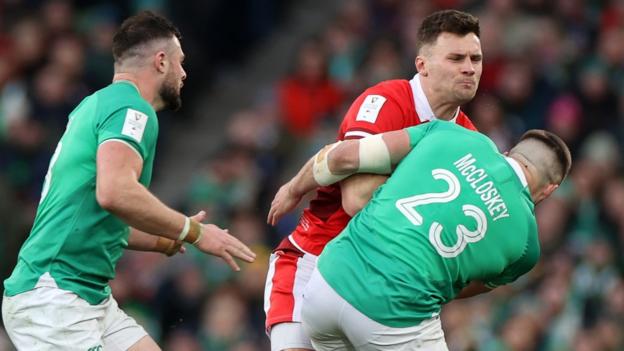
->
xmin=519 ymin=129 xmax=572 ymax=183
xmin=416 ymin=10 xmax=480 ymax=54
xmin=112 ymin=11 xmax=181 ymax=62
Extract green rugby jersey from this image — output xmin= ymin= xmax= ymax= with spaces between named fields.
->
xmin=318 ymin=120 xmax=539 ymax=328
xmin=4 ymin=81 xmax=158 ymax=304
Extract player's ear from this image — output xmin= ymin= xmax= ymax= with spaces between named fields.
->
xmin=154 ymin=51 xmax=167 ymax=74
xmin=538 ymin=183 xmax=558 ymax=203
xmin=416 ymin=56 xmax=427 ymax=76
xmin=544 ymin=183 xmax=558 ymax=197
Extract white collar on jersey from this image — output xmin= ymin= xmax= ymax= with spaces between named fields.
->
xmin=409 ymin=73 xmax=460 ymax=123
xmin=505 ymin=157 xmax=529 ymax=188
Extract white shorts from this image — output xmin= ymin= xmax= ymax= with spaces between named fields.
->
xmin=301 ymin=269 xmax=448 ymax=351
xmin=269 ymin=322 xmax=314 ymax=351
xmin=264 ymin=239 xmax=317 ymax=350
xmin=2 ymin=273 xmax=147 ymax=351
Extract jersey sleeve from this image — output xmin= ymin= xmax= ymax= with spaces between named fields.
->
xmin=97 ymin=107 xmax=158 ymax=160
xmin=483 ymin=223 xmax=540 ymax=289
xmin=340 ymin=87 xmax=406 ymax=140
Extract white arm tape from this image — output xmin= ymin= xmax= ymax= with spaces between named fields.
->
xmin=177 ymin=217 xmax=191 ymax=241
xmin=313 ymin=142 xmax=349 ymax=186
xmin=358 ymin=133 xmax=392 ymax=174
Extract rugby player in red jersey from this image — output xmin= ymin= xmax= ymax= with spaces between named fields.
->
xmin=264 ymin=9 xmax=483 ymax=351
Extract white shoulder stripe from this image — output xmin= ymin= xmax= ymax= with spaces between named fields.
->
xmin=99 ymin=139 xmax=144 ymax=161
xmin=344 ymin=131 xmax=373 ymax=139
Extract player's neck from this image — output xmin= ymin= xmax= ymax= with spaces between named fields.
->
xmin=112 ymin=72 xmax=159 ymax=109
xmin=510 ymin=155 xmax=541 ymax=203
xmin=420 ymin=80 xmax=459 ymax=120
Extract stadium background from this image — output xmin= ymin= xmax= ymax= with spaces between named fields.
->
xmin=1 ymin=0 xmax=624 ymax=350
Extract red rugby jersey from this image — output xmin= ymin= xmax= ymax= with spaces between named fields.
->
xmin=288 ymin=75 xmax=477 ymax=256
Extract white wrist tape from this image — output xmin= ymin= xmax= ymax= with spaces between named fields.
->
xmin=313 ymin=142 xmax=349 ymax=186
xmin=177 ymin=217 xmax=191 ymax=241
xmin=358 ymin=134 xmax=392 ymax=174
xmin=192 ymin=225 xmax=204 ymax=246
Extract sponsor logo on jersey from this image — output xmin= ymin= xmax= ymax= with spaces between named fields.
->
xmin=121 ymin=108 xmax=148 ymax=142
xmin=356 ymin=95 xmax=386 ymax=123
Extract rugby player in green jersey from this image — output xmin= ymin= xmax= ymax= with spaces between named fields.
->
xmin=268 ymin=121 xmax=571 ymax=350
xmin=2 ymin=11 xmax=255 ymax=351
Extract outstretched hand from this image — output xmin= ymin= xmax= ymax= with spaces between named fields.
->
xmin=267 ymin=182 xmax=303 ymax=226
xmin=193 ymin=222 xmax=256 ymax=271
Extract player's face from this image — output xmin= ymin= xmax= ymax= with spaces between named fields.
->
xmin=160 ymin=37 xmax=186 ymax=111
xmin=420 ymin=32 xmax=482 ymax=105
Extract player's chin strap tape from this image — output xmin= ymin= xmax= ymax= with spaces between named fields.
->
xmin=313 ymin=142 xmax=348 ymax=186
xmin=358 ymin=133 xmax=392 ymax=174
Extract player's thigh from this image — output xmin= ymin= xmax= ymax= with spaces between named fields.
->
xmin=2 ymin=288 xmax=103 ymax=351
xmin=300 ymin=270 xmax=354 ymax=351
xmin=264 ymin=248 xmax=317 ymax=329
xmin=127 ymin=335 xmax=161 ymax=351
xmin=341 ymin=305 xmax=448 ymax=351
xmin=101 ymin=296 xmax=151 ymax=351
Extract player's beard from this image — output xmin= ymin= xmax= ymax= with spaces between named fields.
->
xmin=159 ymin=73 xmax=182 ymax=111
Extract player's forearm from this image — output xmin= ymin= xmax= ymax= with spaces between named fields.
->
xmin=288 ymin=158 xmax=321 ymax=198
xmin=288 ymin=142 xmax=360 ymax=197
xmin=289 ymin=131 xmax=409 ymax=198
xmin=456 ymin=281 xmax=492 ymax=299
xmin=98 ymin=179 xmax=186 ymax=241
xmin=126 ymin=228 xmax=161 ymax=251
xmin=127 ymin=228 xmax=182 ymax=257
xmin=340 ymin=174 xmax=389 ymax=216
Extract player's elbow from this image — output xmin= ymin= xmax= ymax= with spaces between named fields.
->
xmin=96 ymin=177 xmax=130 ymax=212
xmin=96 ymin=184 xmax=118 ymax=211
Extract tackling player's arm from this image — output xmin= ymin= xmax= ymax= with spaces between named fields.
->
xmin=458 ymin=225 xmax=541 ymax=299
xmin=96 ymin=141 xmax=255 ymax=270
xmin=337 ymin=89 xmax=406 ymax=217
xmin=267 ymin=129 xmax=411 ymax=225
xmin=456 ymin=281 xmax=492 ymax=299
xmin=340 ymin=174 xmax=388 ymax=216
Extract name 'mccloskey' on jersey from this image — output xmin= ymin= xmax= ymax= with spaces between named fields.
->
xmin=318 ymin=121 xmax=539 ymax=328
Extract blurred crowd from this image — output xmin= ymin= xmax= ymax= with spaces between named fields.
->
xmin=2 ymin=0 xmax=624 ymax=350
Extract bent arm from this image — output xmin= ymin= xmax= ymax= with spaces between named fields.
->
xmin=340 ymin=174 xmax=388 ymax=216
xmin=267 ymin=129 xmax=411 ymax=225
xmin=456 ymin=281 xmax=492 ymax=299
xmin=96 ymin=141 xmax=187 ymax=240
xmin=97 ymin=141 xmax=255 ymax=269
xmin=290 ymin=129 xmax=411 ymax=198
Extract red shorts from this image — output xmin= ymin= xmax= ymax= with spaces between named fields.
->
xmin=263 ymin=237 xmax=318 ymax=331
